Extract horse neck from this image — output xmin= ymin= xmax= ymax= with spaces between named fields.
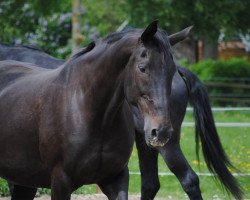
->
xmin=57 ymin=40 xmax=135 ymax=125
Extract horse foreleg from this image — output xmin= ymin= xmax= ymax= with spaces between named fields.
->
xmin=98 ymin=166 xmax=129 ymax=200
xmin=135 ymin=131 xmax=160 ymax=200
xmin=159 ymin=143 xmax=203 ymax=200
xmin=11 ymin=184 xmax=37 ymax=200
xmin=51 ymin=165 xmax=72 ymax=200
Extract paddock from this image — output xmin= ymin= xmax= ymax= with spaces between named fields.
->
xmin=1 ymin=107 xmax=248 ymax=199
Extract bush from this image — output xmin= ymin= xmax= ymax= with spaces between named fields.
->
xmin=0 ymin=179 xmax=9 ymax=197
xmin=187 ymin=58 xmax=250 ymax=106
xmin=188 ymin=58 xmax=250 ymax=81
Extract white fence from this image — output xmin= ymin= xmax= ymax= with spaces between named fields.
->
xmin=184 ymin=107 xmax=250 ymax=127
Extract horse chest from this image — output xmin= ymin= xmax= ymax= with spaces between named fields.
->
xmin=69 ymin=128 xmax=134 ymax=186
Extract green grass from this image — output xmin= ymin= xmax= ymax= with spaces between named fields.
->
xmin=128 ymin=126 xmax=250 ymax=199
xmin=128 ymin=109 xmax=250 ymax=199
xmin=183 ymin=108 xmax=250 ymax=122
xmin=0 ymin=110 xmax=249 ymax=199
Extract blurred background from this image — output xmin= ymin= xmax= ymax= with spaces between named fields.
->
xmin=1 ymin=0 xmax=250 ymax=106
xmin=0 ymin=0 xmax=249 ymax=199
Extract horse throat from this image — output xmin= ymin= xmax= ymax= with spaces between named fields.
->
xmin=102 ymin=73 xmax=125 ymax=128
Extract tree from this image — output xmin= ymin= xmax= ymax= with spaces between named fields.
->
xmin=0 ymin=0 xmax=128 ymax=56
xmin=72 ymin=0 xmax=84 ymax=53
xmin=82 ymin=0 xmax=128 ymax=37
xmin=1 ymin=0 xmax=249 ymax=60
xmin=126 ymin=0 xmax=250 ymax=60
xmin=0 ymin=0 xmax=72 ymax=57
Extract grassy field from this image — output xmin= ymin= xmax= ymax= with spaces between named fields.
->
xmin=0 ymin=109 xmax=249 ymax=199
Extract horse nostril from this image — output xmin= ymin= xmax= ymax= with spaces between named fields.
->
xmin=151 ymin=129 xmax=157 ymax=137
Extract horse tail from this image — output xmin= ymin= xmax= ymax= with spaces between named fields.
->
xmin=178 ymin=66 xmax=243 ymax=200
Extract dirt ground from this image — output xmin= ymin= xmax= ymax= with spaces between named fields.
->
xmin=0 ymin=194 xmax=172 ymax=200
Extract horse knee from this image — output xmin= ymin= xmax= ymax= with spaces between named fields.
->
xmin=141 ymin=179 xmax=160 ymax=199
xmin=181 ymin=173 xmax=201 ymax=198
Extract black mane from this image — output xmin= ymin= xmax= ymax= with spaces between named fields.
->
xmin=103 ymin=28 xmax=136 ymax=44
xmin=70 ymin=28 xmax=171 ymax=63
xmin=70 ymin=41 xmax=96 ymax=60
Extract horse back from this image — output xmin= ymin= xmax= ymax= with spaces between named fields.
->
xmin=0 ymin=44 xmax=64 ymax=69
xmin=0 ymin=60 xmax=49 ymax=91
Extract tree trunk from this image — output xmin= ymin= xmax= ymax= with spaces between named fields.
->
xmin=202 ymin=38 xmax=218 ymax=60
xmin=72 ymin=0 xmax=83 ymax=53
xmin=173 ymin=37 xmax=198 ymax=64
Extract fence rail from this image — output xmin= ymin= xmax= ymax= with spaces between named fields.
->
xmin=129 ymin=107 xmax=250 ymax=177
xmin=205 ymin=81 xmax=250 ymax=89
xmin=202 ymin=79 xmax=250 ymax=106
xmin=186 ymin=107 xmax=250 ymax=111
xmin=182 ymin=122 xmax=250 ymax=127
xmin=129 ymin=172 xmax=250 ymax=177
xmin=187 ymin=107 xmax=250 ymax=112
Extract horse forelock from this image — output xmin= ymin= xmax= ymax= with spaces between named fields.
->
xmin=154 ymin=29 xmax=173 ymax=60
xmin=152 ymin=29 xmax=176 ymax=82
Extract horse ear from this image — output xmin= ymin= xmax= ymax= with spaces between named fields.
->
xmin=141 ymin=20 xmax=158 ymax=43
xmin=168 ymin=26 xmax=193 ymax=46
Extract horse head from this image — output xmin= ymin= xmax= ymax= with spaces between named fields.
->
xmin=125 ymin=21 xmax=192 ymax=147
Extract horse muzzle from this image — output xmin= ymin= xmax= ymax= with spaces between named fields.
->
xmin=146 ymin=125 xmax=173 ymax=147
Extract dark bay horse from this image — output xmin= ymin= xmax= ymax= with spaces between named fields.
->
xmin=0 ymin=28 xmax=243 ymax=199
xmin=0 ymin=44 xmax=64 ymax=68
xmin=0 ymin=21 xmax=178 ymax=200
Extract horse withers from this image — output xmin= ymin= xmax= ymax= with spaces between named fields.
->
xmin=0 ymin=21 xmax=175 ymax=200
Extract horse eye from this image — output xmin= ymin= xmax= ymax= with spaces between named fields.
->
xmin=138 ymin=65 xmax=146 ymax=73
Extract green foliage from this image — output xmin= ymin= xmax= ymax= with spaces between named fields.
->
xmin=33 ymin=13 xmax=72 ymax=58
xmin=1 ymin=0 xmax=250 ymax=58
xmin=188 ymin=58 xmax=250 ymax=106
xmin=126 ymin=0 xmax=250 ymax=40
xmin=0 ymin=0 xmax=71 ymax=57
xmin=127 ymin=0 xmax=171 ymax=28
xmin=0 ymin=179 xmax=9 ymax=197
xmin=188 ymin=58 xmax=250 ymax=80
xmin=36 ymin=188 xmax=51 ymax=196
xmin=0 ymin=1 xmax=38 ymax=43
xmin=0 ymin=0 xmax=129 ymax=57
xmin=82 ymin=0 xmax=128 ymax=39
